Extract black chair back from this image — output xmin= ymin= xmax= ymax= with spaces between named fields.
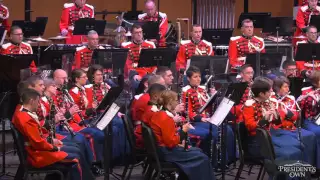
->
xmin=141 ymin=122 xmax=162 ymax=170
xmin=256 ymin=128 xmax=276 ymax=162
xmin=122 ymin=115 xmax=136 ymax=154
xmin=11 ymin=122 xmax=28 ymax=168
xmin=236 ymin=122 xmax=248 ymax=162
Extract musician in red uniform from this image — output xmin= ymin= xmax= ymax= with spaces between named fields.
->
xmin=53 ymin=69 xmax=105 ymax=163
xmin=295 ymin=26 xmax=320 ymax=77
xmin=295 ymin=0 xmax=320 ymax=36
xmin=121 ymin=24 xmax=156 ymax=88
xmin=176 ymin=24 xmax=214 ymax=71
xmin=243 ymin=78 xmax=302 ymax=161
xmin=138 ymin=0 xmax=168 ymax=47
xmin=59 ymin=0 xmax=94 ymax=44
xmin=1 ymin=26 xmax=36 ymax=72
xmin=131 ymin=75 xmax=165 ymax=123
xmin=232 ymin=64 xmax=254 ymax=123
xmin=73 ymin=30 xmax=104 ymax=71
xmin=155 ymin=66 xmax=174 ymax=89
xmin=228 ymin=19 xmax=265 ymax=72
xmin=182 ymin=66 xmax=235 ymax=165
xmin=298 ymin=0 xmax=308 ymax=6
xmin=282 ymin=60 xmax=298 ymax=78
xmin=0 ymin=1 xmax=9 ymax=31
xmin=149 ymin=90 xmax=215 ymax=180
xmin=12 ymin=89 xmax=93 ymax=180
xmin=85 ymin=65 xmax=128 ymax=158
xmin=272 ymin=76 xmax=318 ymax=167
xmin=133 ymin=83 xmax=166 ymax=148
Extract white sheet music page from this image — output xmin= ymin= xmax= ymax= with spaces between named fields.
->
xmin=209 ymin=97 xmax=234 ymax=126
xmin=96 ymin=103 xmax=120 ymax=130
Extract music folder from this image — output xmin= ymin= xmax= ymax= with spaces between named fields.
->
xmin=92 ymin=48 xmax=128 ymax=72
xmin=209 ymin=97 xmax=234 ymax=126
xmin=237 ymin=12 xmax=272 ymax=29
xmin=138 ymin=48 xmax=176 ymax=68
xmin=295 ymin=43 xmax=320 ymax=61
xmin=198 ymin=91 xmax=218 ymax=114
xmin=262 ymin=16 xmax=293 ymax=36
xmin=202 ymin=29 xmax=234 ymax=45
xmin=73 ymin=18 xmax=106 ymax=36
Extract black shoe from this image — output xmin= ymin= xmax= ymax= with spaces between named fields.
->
xmin=91 ymin=165 xmax=104 ymax=177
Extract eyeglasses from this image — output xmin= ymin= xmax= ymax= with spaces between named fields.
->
xmin=133 ymin=31 xmax=143 ymax=35
xmin=12 ymin=33 xmax=24 ymax=36
xmin=286 ymin=68 xmax=297 ymax=72
xmin=79 ymin=76 xmax=87 ymax=79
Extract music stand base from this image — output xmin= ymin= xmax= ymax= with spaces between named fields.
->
xmin=0 ymin=172 xmax=15 ymax=178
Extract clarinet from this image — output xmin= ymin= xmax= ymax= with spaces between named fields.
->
xmin=45 ymin=102 xmax=56 ymax=144
xmin=62 ymin=88 xmax=88 ymax=127
xmin=47 ymin=95 xmax=76 ymax=137
xmin=184 ymin=92 xmax=189 ymax=150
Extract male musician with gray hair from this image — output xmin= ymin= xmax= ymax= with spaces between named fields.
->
xmin=176 ymin=24 xmax=214 ymax=71
xmin=138 ymin=0 xmax=168 ymax=46
xmin=228 ymin=19 xmax=265 ymax=72
xmin=59 ymin=0 xmax=94 ymax=44
xmin=295 ymin=26 xmax=320 ymax=77
xmin=73 ymin=30 xmax=104 ymax=71
xmin=0 ymin=26 xmax=37 ymax=72
xmin=295 ymin=0 xmax=320 ymax=36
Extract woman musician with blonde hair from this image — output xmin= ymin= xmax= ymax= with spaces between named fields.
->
xmin=272 ymin=76 xmax=318 ymax=168
xmin=149 ymin=90 xmax=215 ymax=180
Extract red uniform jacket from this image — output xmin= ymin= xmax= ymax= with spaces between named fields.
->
xmin=1 ymin=42 xmax=37 ymax=72
xmin=135 ymin=103 xmax=159 ymax=148
xmin=272 ymin=94 xmax=299 ymax=131
xmin=228 ymin=35 xmax=265 ymax=71
xmin=150 ymin=110 xmax=180 ymax=148
xmin=84 ymin=83 xmax=110 ymax=108
xmin=295 ymin=5 xmax=320 ymax=36
xmin=295 ymin=40 xmax=320 ymax=74
xmin=0 ymin=4 xmax=9 ymax=31
xmin=12 ymin=109 xmax=67 ymax=168
xmin=131 ymin=93 xmax=150 ymax=122
xmin=181 ymin=85 xmax=210 ymax=122
xmin=138 ymin=12 xmax=168 ymax=47
xmin=299 ymin=86 xmax=320 ymax=119
xmin=59 ymin=3 xmax=94 ymax=44
xmin=53 ymin=89 xmax=85 ymax=132
xmin=243 ymin=99 xmax=280 ymax=136
xmin=69 ymin=86 xmax=92 ymax=119
xmin=121 ymin=41 xmax=156 ymax=79
xmin=73 ymin=45 xmax=105 ymax=70
xmin=175 ymin=40 xmax=214 ymax=71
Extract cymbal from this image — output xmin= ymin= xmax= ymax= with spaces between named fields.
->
xmin=293 ymin=35 xmax=307 ymax=39
xmin=48 ymin=35 xmax=69 ymax=40
xmin=29 ymin=37 xmax=49 ymax=42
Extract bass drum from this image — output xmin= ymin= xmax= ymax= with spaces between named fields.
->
xmin=165 ymin=23 xmax=177 ymax=45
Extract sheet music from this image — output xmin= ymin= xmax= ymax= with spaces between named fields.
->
xmin=315 ymin=115 xmax=320 ymax=126
xmin=96 ymin=103 xmax=120 ymax=130
xmin=209 ymin=97 xmax=234 ymax=126
xmin=0 ymin=30 xmax=7 ymax=45
xmin=185 ymin=59 xmax=191 ymax=75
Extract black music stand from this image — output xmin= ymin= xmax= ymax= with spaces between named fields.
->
xmin=202 ymin=29 xmax=234 ymax=45
xmin=190 ymin=55 xmax=228 ymax=74
xmin=245 ymin=53 xmax=283 ymax=77
xmin=237 ymin=12 xmax=272 ymax=28
xmin=309 ymin=15 xmax=320 ymax=31
xmin=295 ymin=43 xmax=320 ymax=71
xmin=262 ymin=17 xmax=293 ymax=51
xmin=41 ymin=49 xmax=76 ymax=73
xmin=12 ymin=18 xmax=48 ymax=38
xmin=96 ymin=87 xmax=123 ymax=114
xmin=124 ymin=11 xmax=143 ymax=20
xmin=99 ymin=87 xmax=123 ymax=180
xmin=142 ymin=21 xmax=160 ymax=40
xmin=138 ymin=48 xmax=176 ymax=68
xmin=0 ymin=54 xmax=34 ymax=178
xmin=288 ymin=77 xmax=305 ymax=98
xmin=73 ymin=18 xmax=106 ymax=36
xmin=92 ymin=48 xmax=128 ymax=76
